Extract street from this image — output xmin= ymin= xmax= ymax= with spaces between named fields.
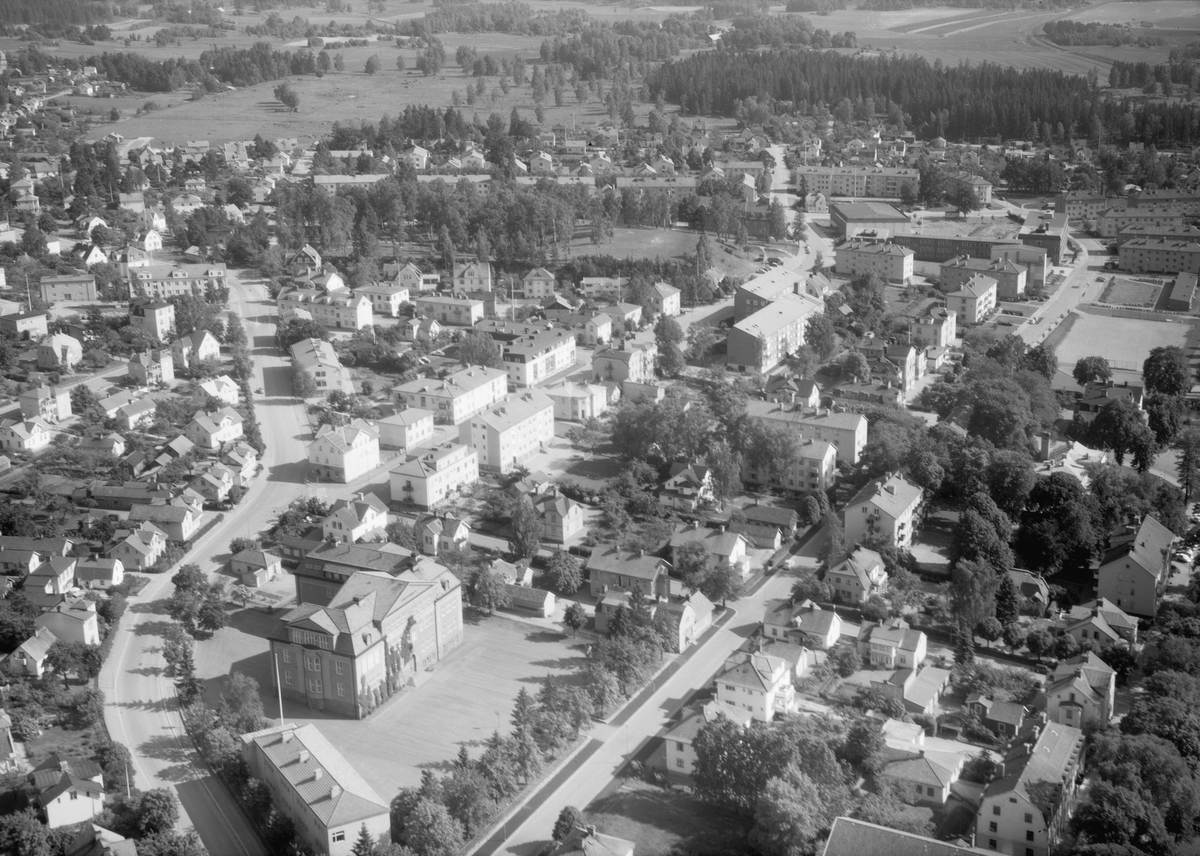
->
xmin=99 ymin=271 xmax=312 ymax=856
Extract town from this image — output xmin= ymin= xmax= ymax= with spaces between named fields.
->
xmin=0 ymin=2 xmax=1197 ymax=856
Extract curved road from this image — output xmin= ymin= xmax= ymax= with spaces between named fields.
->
xmin=100 ymin=272 xmax=312 ymax=856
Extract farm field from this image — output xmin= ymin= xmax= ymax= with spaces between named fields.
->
xmin=1050 ymin=311 xmax=1192 ymax=373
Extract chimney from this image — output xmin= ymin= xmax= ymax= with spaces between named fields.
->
xmin=313 ymin=768 xmax=323 ymax=781
xmin=299 ymin=750 xmax=310 ymax=764
xmin=330 ymin=784 xmax=343 ymax=800
xmin=281 ymin=730 xmax=293 ymax=743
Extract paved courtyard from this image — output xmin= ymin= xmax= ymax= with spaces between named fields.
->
xmin=195 ymin=606 xmax=588 ymax=795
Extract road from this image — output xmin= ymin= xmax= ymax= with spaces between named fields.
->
xmin=1016 ymin=234 xmax=1096 ymax=346
xmin=471 ymin=532 xmax=827 ymax=855
xmin=100 ymin=271 xmax=312 ymax=856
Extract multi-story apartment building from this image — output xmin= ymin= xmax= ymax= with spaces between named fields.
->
xmin=944 ymin=274 xmax=998 ymax=325
xmin=1116 ymin=223 xmax=1200 ymax=246
xmin=377 ymin=408 xmax=435 ymax=452
xmin=277 ymin=284 xmax=373 ymax=331
xmin=472 ymin=321 xmax=578 ymax=387
xmin=1019 ymin=212 xmax=1069 ymax=264
xmin=975 ymin=722 xmax=1085 ymax=856
xmin=940 ymin=256 xmax=1026 ymax=301
xmin=390 ymin=443 xmax=480 ymax=508
xmin=241 ymin=724 xmax=390 ymax=856
xmin=39 ymin=274 xmax=96 ymax=305
xmin=127 ymin=263 xmax=228 ymax=300
xmin=1097 ymin=205 xmax=1185 ymax=239
xmin=1119 ymin=238 xmax=1200 ymax=274
xmin=745 ymin=401 xmax=868 ymax=465
xmin=592 ymin=341 xmax=657 ymax=385
xmin=1055 ymin=190 xmax=1118 ymax=220
xmin=794 ymin=164 xmax=918 ymax=199
xmin=19 ymin=386 xmax=70 ymax=423
xmin=909 ymin=308 xmax=957 ymax=350
xmin=308 ymin=420 xmax=380 ymax=483
xmin=392 ymin=366 xmax=507 ymax=425
xmin=727 ymin=292 xmax=823 ymax=375
xmin=945 ymin=172 xmax=993 ymax=204
xmin=741 ymin=436 xmax=837 ymax=493
xmin=290 ymin=338 xmax=354 ymax=395
xmin=413 ymin=294 xmax=485 ymax=326
xmin=352 ymin=282 xmax=409 ymax=317
xmin=835 ymin=240 xmax=914 ymax=284
xmin=844 ymin=473 xmax=924 ymax=548
xmin=461 ymin=390 xmax=554 ymax=473
xmin=1094 ymin=514 xmax=1173 ymax=618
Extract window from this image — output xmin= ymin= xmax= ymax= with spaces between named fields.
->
xmin=676 ymin=741 xmax=684 ymax=751
xmin=1026 ymin=831 xmax=1034 ymax=842
xmin=332 ymin=831 xmax=345 ymax=843
xmin=675 ymin=758 xmax=684 ymax=768
xmin=70 ymin=791 xmax=78 ymax=800
xmin=281 ymin=649 xmax=290 ymax=664
xmin=284 ymin=672 xmax=293 ymax=686
xmin=989 ymin=822 xmax=997 ymax=833
xmin=335 ymin=662 xmax=344 ymax=675
xmin=989 ymin=841 xmax=996 ymax=851
xmin=1025 ymin=813 xmax=1033 ymax=824
xmin=336 ymin=683 xmax=345 ymax=697
xmin=307 ymin=678 xmax=322 ymax=694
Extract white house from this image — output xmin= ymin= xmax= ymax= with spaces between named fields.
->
xmin=308 ymin=420 xmax=380 ymax=484
xmin=715 ymin=652 xmax=795 ymax=721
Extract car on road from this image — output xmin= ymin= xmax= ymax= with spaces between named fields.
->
xmin=768 ymin=257 xmax=782 ymax=266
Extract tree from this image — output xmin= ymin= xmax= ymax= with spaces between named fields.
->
xmin=1074 ymin=355 xmax=1112 ymax=387
xmin=396 ymin=54 xmax=407 ymax=72
xmin=175 ymin=645 xmax=201 ymax=703
xmin=272 ymin=82 xmax=299 ymax=111
xmin=977 ymin=616 xmax=1003 ymax=648
xmin=655 ymin=315 xmax=685 ymax=377
xmin=996 ymin=572 xmax=1020 ymax=628
xmin=700 ymin=561 xmax=744 ymax=606
xmin=563 ymin=602 xmax=586 ymax=637
xmin=402 ymin=798 xmax=464 ymax=856
xmin=365 ymin=54 xmax=381 ymax=75
xmin=553 ymin=806 xmax=585 ymax=842
xmin=805 ymin=314 xmax=838 ymax=361
xmin=1021 ymin=342 xmax=1057 ymax=381
xmin=842 ymin=351 xmax=870 ymax=384
xmin=472 ymin=566 xmax=510 ymax=615
xmin=0 ymin=810 xmax=52 ymax=856
xmin=750 ymin=766 xmax=825 ymax=856
xmin=946 ymin=182 xmax=981 ymax=215
xmin=1025 ymin=627 xmax=1053 ymax=662
xmin=350 ymin=824 xmax=376 ymax=856
xmin=1177 ymin=427 xmax=1200 ymax=503
xmin=458 ymin=330 xmax=503 ymax=368
xmin=509 ymin=495 xmax=543 ymax=560
xmin=1143 ymin=345 xmax=1191 ymax=397
xmin=292 ymin=365 xmax=317 ymax=398
xmin=135 ymin=788 xmax=180 ymax=836
xmin=546 ymin=551 xmax=582 ymax=595
xmin=767 ymin=198 xmax=787 ymax=240
xmin=1091 ymin=398 xmax=1157 ymax=467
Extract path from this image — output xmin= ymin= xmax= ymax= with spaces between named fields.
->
xmin=101 ymin=271 xmax=313 ymax=856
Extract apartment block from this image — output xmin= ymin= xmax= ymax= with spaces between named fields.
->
xmin=835 ymin=240 xmax=914 ymax=284
xmin=390 ymin=443 xmax=480 ymax=509
xmin=727 ymin=292 xmax=823 ymax=375
xmin=1119 ymin=239 xmax=1200 ymax=275
xmin=794 ymin=164 xmax=918 ymax=199
xmin=392 ymin=366 xmax=507 ymax=425
xmin=940 ymin=256 xmax=1025 ymax=301
xmin=461 ymin=391 xmax=554 ymax=473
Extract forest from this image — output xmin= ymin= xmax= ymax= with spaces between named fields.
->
xmin=1042 ymin=19 xmax=1165 ymax=48
xmin=648 ymin=48 xmax=1200 ymax=148
xmin=0 ymin=0 xmax=116 ymax=28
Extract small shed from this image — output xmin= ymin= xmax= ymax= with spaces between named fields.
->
xmin=504 ymin=584 xmax=555 ymax=618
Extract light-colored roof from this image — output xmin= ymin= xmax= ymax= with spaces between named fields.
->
xmin=240 ymin=724 xmax=389 ymax=827
xmin=849 ymin=473 xmax=922 ymax=518
xmin=473 ymin=391 xmax=553 ymax=433
xmin=948 ymin=274 xmax=998 ymax=299
xmin=828 ymin=546 xmax=884 ymax=589
xmin=822 ymin=817 xmax=992 ymax=856
xmin=586 ymin=544 xmax=668 ymax=581
xmin=983 ymin=721 xmax=1084 ymax=811
xmin=718 ymin=651 xmax=786 ymax=692
xmin=394 ymin=365 xmax=505 ymax=398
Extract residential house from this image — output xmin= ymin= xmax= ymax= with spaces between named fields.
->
xmin=657 ymin=590 xmax=716 ymax=653
xmin=592 ymin=341 xmax=657 ymax=385
xmin=909 ymin=308 xmax=957 ymax=350
xmin=241 ymin=724 xmax=391 ymax=855
xmin=74 ymin=557 xmax=124 ymax=590
xmin=1008 ymin=569 xmax=1052 ymax=614
xmin=10 ymin=627 xmax=57 ymax=677
xmin=0 ymin=311 xmax=49 ymax=339
xmin=195 ymin=376 xmax=240 ymax=406
xmin=308 ymin=420 xmax=380 ymax=484
xmin=941 ymin=256 xmax=1026 ymax=301
xmin=763 ymin=598 xmax=842 ymax=650
xmin=1059 ymin=598 xmax=1138 ymax=649
xmin=322 ymin=494 xmax=388 ymax=544
xmin=460 ymin=391 xmax=554 ymax=474
xmin=413 ymin=294 xmax=484 ymax=327
xmin=453 ymin=261 xmax=492 ymax=292
xmin=742 ymin=435 xmax=837 ymax=494
xmin=1094 ymin=514 xmax=1174 ymax=617
xmin=745 ymin=402 xmax=869 ymax=466
xmin=393 ymin=366 xmax=507 ymax=425
xmin=944 ymin=275 xmax=998 ymax=325
xmin=170 ymin=329 xmax=221 ymax=369
xmin=63 ymin=824 xmax=137 ymax=856
xmin=965 ymin=695 xmax=1027 ymax=738
xmin=353 ymin=282 xmax=409 ymax=318
xmin=586 ymin=544 xmax=671 ymax=599
xmin=129 ymin=503 xmax=202 ymax=542
xmin=1044 ymin=652 xmax=1116 ymax=729
xmin=185 ymin=407 xmax=244 ymax=450
xmin=40 ymin=274 xmax=97 ymax=305
xmin=658 ymin=462 xmax=714 ymax=512
xmin=377 ymin=408 xmax=435 ymax=452
xmin=974 ymin=722 xmax=1086 ymax=856
xmin=844 ymin=473 xmax=923 ymax=548
xmin=116 ymin=399 xmax=156 ymax=432
xmin=858 ymin=618 xmax=927 ymax=670
xmin=19 ymin=385 xmax=70 ymax=423
xmin=290 ymin=338 xmax=354 ymax=396
xmin=826 ymin=545 xmax=888 ymax=605
xmin=268 ymin=566 xmax=464 ymax=717
xmin=35 ymin=601 xmax=100 ymax=647
xmin=880 ymin=746 xmax=964 ymax=807
xmin=548 ymin=825 xmax=634 ymax=856
xmin=128 ymin=349 xmax=174 ymax=385
xmin=415 ymin=515 xmax=471 ymax=557
xmin=231 ymin=549 xmax=283 ymax=588
xmin=107 ymin=522 xmax=167 ymax=570
xmin=192 ymin=463 xmax=235 ymax=503
xmin=532 ymin=492 xmax=585 ymax=543
xmin=665 ymin=701 xmax=754 ymax=777
xmin=544 ymin=381 xmax=608 ymax=422
xmin=734 ymin=505 xmax=799 ymax=550
xmin=648 ymin=282 xmax=682 ymax=317
xmin=389 ymin=443 xmax=480 ymax=509
xmin=715 ymin=652 xmax=796 ymax=721
xmin=38 ymin=333 xmax=83 ymax=372
xmin=0 ymin=418 xmax=53 ymax=454
xmin=669 ymin=526 xmax=751 ymax=579
xmin=521 ymin=267 xmax=557 ymax=300
xmin=27 ymin=754 xmax=106 ymax=829
xmin=1075 ymin=380 xmax=1144 ymax=423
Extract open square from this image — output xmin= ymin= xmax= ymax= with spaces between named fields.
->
xmin=1049 ymin=310 xmax=1193 ymax=373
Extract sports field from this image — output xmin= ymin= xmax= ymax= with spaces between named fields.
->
xmin=1052 ymin=311 xmax=1191 ymax=373
xmin=1099 ymin=277 xmax=1162 ymax=308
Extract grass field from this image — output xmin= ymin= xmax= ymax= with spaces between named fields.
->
xmin=1052 ymin=311 xmax=1191 ymax=372
xmin=1099 ymin=277 xmax=1162 ymax=307
xmin=585 ymin=779 xmax=751 ymax=856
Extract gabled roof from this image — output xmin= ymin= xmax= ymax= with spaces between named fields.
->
xmin=847 ymin=473 xmax=922 ymax=519
xmin=18 ymin=626 xmax=57 ymax=662
xmin=982 ymin=721 xmax=1084 ymax=814
xmin=29 ymin=753 xmax=105 ymax=806
xmin=718 ymin=652 xmax=787 ymax=692
xmin=585 ymin=544 xmax=669 ymax=581
xmin=1100 ymin=514 xmax=1173 ymax=579
xmin=883 ymin=749 xmax=959 ymax=787
xmin=827 ymin=546 xmax=884 ymax=589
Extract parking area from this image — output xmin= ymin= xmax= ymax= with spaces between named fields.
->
xmin=196 ymin=607 xmax=589 ymax=794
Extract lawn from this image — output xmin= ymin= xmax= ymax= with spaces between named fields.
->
xmin=585 ymin=779 xmax=751 ymax=856
xmin=1051 ymin=310 xmax=1193 ymax=373
xmin=1099 ymin=276 xmax=1162 ymax=308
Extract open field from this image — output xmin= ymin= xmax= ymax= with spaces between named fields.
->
xmin=1059 ymin=0 xmax=1200 ymax=27
xmin=1050 ymin=310 xmax=1192 ymax=372
xmin=197 ymin=606 xmax=588 ymax=794
xmin=1099 ymin=276 xmax=1161 ymax=307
